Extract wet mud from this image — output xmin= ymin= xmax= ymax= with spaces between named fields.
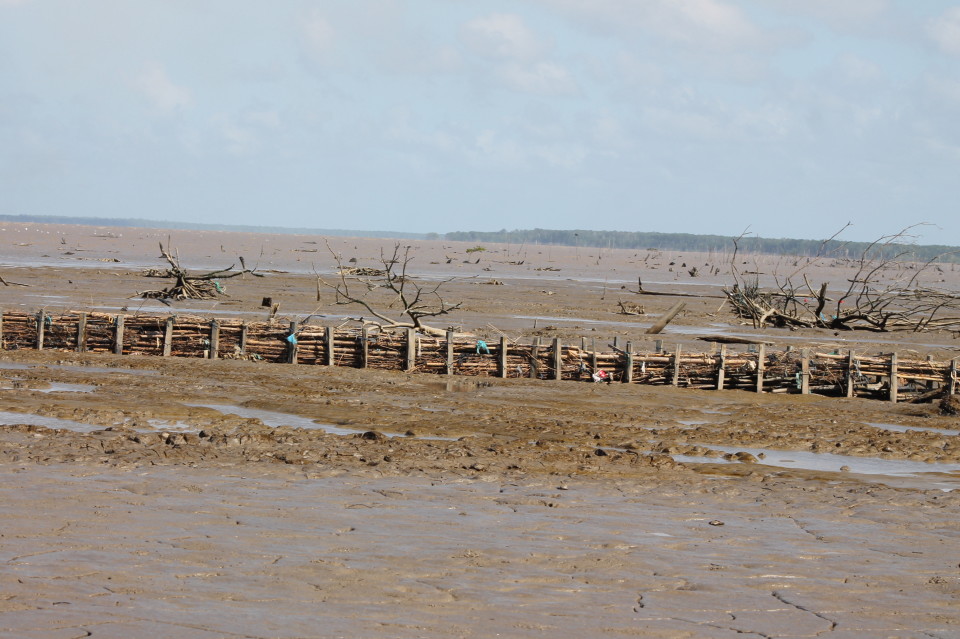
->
xmin=1 ymin=225 xmax=959 ymax=637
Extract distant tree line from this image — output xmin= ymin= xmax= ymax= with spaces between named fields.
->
xmin=442 ymin=229 xmax=960 ymax=263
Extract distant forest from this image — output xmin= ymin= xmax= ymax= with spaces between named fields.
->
xmin=3 ymin=215 xmax=956 ymax=262
xmin=441 ymin=229 xmax=960 ymax=263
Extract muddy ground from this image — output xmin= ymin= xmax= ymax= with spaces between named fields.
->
xmin=1 ymin=223 xmax=959 ymax=638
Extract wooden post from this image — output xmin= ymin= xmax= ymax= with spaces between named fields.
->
xmin=655 ymin=339 xmax=663 ymax=353
xmin=845 ymin=350 xmax=855 ymax=398
xmin=360 ymin=326 xmax=369 ymax=369
xmin=755 ymin=343 xmax=765 ymax=393
xmin=613 ymin=336 xmax=621 ymax=351
xmin=0 ymin=313 xmax=3 ymax=348
xmin=716 ymin=344 xmax=726 ymax=391
xmin=889 ymin=352 xmax=898 ymax=403
xmin=530 ymin=337 xmax=541 ymax=379
xmin=209 ymin=319 xmax=220 ymax=360
xmin=800 ymin=348 xmax=810 ymax=395
xmin=672 ymin=345 xmax=682 ymax=387
xmin=114 ymin=315 xmax=125 ymax=355
xmin=590 ymin=338 xmax=597 ymax=373
xmin=949 ymin=359 xmax=957 ymax=396
xmin=445 ymin=331 xmax=454 ymax=375
xmin=405 ymin=327 xmax=416 ymax=371
xmin=499 ymin=335 xmax=508 ymax=378
xmin=239 ymin=322 xmax=248 ymax=356
xmin=645 ymin=302 xmax=685 ymax=335
xmin=76 ymin=313 xmax=87 ymax=353
xmin=36 ymin=311 xmax=45 ymax=351
xmin=624 ymin=341 xmax=634 ymax=384
xmin=287 ymin=320 xmax=298 ymax=364
xmin=552 ymin=338 xmax=562 ymax=380
xmin=162 ymin=317 xmax=174 ymax=356
xmin=325 ymin=326 xmax=335 ymax=366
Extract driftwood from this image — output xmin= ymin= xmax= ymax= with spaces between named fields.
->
xmin=139 ymin=241 xmax=261 ymax=301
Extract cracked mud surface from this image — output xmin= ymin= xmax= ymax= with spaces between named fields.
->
xmin=1 ymin=225 xmax=959 ymax=637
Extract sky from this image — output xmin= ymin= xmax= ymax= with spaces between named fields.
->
xmin=1 ymin=1 xmax=959 ymax=245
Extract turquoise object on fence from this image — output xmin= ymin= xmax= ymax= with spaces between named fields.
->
xmin=476 ymin=340 xmax=489 ymax=354
xmin=286 ymin=334 xmax=297 ymax=345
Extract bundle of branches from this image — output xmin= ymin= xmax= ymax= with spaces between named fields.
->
xmin=317 ymin=242 xmax=462 ymax=337
xmin=724 ymin=225 xmax=960 ymax=332
xmin=139 ymin=241 xmax=261 ymax=301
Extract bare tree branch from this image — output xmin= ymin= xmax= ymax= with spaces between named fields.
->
xmin=317 ymin=242 xmax=463 ymax=337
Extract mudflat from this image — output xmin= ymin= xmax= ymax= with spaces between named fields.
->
xmin=1 ymin=223 xmax=959 ymax=638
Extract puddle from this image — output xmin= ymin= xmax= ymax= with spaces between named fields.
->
xmin=147 ymin=419 xmax=195 ymax=432
xmin=677 ymin=444 xmax=960 ymax=490
xmin=51 ymin=365 xmax=158 ymax=376
xmin=0 ymin=362 xmax=32 ymax=370
xmin=0 ymin=411 xmax=106 ymax=433
xmin=184 ymin=404 xmax=366 ymax=436
xmin=24 ymin=382 xmax=97 ymax=394
xmin=865 ymin=422 xmax=960 ymax=437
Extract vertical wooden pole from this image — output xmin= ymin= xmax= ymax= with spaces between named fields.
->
xmin=114 ymin=315 xmax=125 ymax=355
xmin=530 ymin=337 xmax=541 ymax=379
xmin=672 ymin=345 xmax=682 ymax=387
xmin=287 ymin=320 xmax=298 ymax=364
xmin=613 ymin=336 xmax=621 ymax=350
xmin=405 ymin=327 xmax=416 ymax=371
xmin=624 ymin=341 xmax=634 ymax=384
xmin=755 ymin=343 xmax=765 ymax=393
xmin=325 ymin=326 xmax=335 ymax=366
xmin=162 ymin=317 xmax=174 ymax=356
xmin=445 ymin=330 xmax=454 ymax=375
xmin=949 ymin=359 xmax=957 ymax=396
xmin=553 ymin=338 xmax=563 ymax=380
xmin=209 ymin=319 xmax=220 ymax=360
xmin=716 ymin=344 xmax=726 ymax=391
xmin=499 ymin=335 xmax=508 ymax=378
xmin=889 ymin=352 xmax=898 ymax=403
xmin=655 ymin=339 xmax=663 ymax=353
xmin=800 ymin=348 xmax=810 ymax=395
xmin=0 ymin=312 xmax=4 ymax=349
xmin=239 ymin=321 xmax=248 ymax=356
xmin=76 ymin=313 xmax=87 ymax=353
xmin=846 ymin=350 xmax=855 ymax=398
xmin=590 ymin=338 xmax=597 ymax=373
xmin=360 ymin=326 xmax=369 ymax=369
xmin=36 ymin=311 xmax=45 ymax=351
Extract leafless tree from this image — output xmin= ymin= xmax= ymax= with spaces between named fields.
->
xmin=139 ymin=240 xmax=261 ymax=302
xmin=317 ymin=243 xmax=462 ymax=336
xmin=724 ymin=224 xmax=960 ymax=332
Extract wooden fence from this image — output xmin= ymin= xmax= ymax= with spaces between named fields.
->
xmin=1 ymin=310 xmax=956 ymax=403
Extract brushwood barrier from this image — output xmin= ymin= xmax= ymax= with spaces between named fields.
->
xmin=1 ymin=310 xmax=957 ymax=403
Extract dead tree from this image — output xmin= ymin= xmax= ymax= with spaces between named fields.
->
xmin=724 ymin=225 xmax=960 ymax=332
xmin=317 ymin=243 xmax=462 ymax=337
xmin=139 ymin=241 xmax=261 ymax=301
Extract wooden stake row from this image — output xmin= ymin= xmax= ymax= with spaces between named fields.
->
xmin=1 ymin=310 xmax=957 ymax=401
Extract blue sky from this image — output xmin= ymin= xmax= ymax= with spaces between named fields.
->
xmin=2 ymin=0 xmax=959 ymax=244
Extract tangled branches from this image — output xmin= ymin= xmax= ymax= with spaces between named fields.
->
xmin=724 ymin=225 xmax=960 ymax=333
xmin=139 ymin=241 xmax=261 ymax=302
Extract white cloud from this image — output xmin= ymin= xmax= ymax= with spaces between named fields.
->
xmin=538 ymin=0 xmax=773 ymax=53
xmin=928 ymin=7 xmax=960 ymax=56
xmin=498 ymin=61 xmax=578 ymax=96
xmin=301 ymin=10 xmax=337 ymax=65
xmin=134 ymin=62 xmax=191 ymax=113
xmin=462 ymin=13 xmax=545 ymax=61
xmin=769 ymin=0 xmax=889 ymax=30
